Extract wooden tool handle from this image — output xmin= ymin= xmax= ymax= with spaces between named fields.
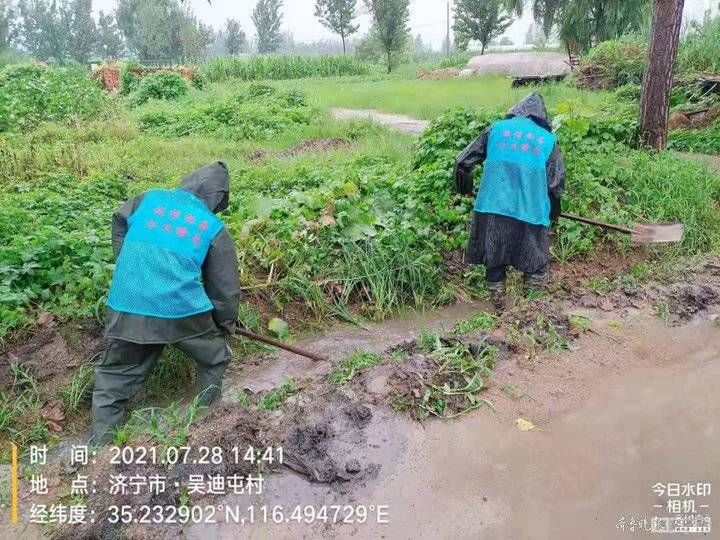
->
xmin=560 ymin=213 xmax=635 ymax=235
xmin=235 ymin=328 xmax=329 ymax=363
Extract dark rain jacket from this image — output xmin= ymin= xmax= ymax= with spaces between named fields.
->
xmin=453 ymin=93 xmax=566 ymax=275
xmin=105 ymin=162 xmax=241 ymax=344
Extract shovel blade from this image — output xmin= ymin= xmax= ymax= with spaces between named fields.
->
xmin=631 ymin=223 xmax=685 ymax=244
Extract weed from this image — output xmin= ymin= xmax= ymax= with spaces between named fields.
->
xmin=0 ymin=64 xmax=106 ymax=132
xmin=58 ymin=364 xmax=95 ymax=413
xmin=453 ymin=311 xmax=498 ymax=335
xmin=0 ymin=364 xmax=49 ymax=460
xmin=145 ymin=349 xmax=194 ymax=402
xmin=257 ymin=380 xmax=298 ymax=411
xmin=568 ymin=314 xmax=593 ymax=333
xmin=131 ymin=72 xmax=189 ymax=106
xmin=112 ymin=395 xmax=205 ymax=447
xmin=236 ymin=391 xmax=253 ymax=409
xmin=328 ymin=351 xmax=383 ymax=384
xmin=656 ymin=301 xmax=671 ymax=326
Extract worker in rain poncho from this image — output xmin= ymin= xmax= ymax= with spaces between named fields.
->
xmin=454 ymin=93 xmax=566 ymax=308
xmin=91 ymin=162 xmax=241 ymax=445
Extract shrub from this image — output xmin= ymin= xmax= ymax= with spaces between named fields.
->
xmin=120 ymin=60 xmax=142 ymax=95
xmin=131 ymin=72 xmax=189 ymax=106
xmin=201 ymin=54 xmax=370 ymax=82
xmin=138 ymin=84 xmax=312 ymax=139
xmin=577 ymin=37 xmax=647 ymax=89
xmin=0 ymin=64 xmax=106 ymax=132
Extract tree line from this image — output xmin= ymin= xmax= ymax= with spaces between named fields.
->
xmin=0 ymin=0 xmax=661 ymax=73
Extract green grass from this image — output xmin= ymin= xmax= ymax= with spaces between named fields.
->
xmin=453 ymin=312 xmax=498 ymax=335
xmin=328 ymin=351 xmax=383 ymax=384
xmin=257 ymin=380 xmax=298 ymax=411
xmin=206 ymin=75 xmax=608 ymax=120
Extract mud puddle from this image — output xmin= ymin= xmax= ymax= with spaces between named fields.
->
xmin=226 ymin=301 xmax=485 ymax=395
xmin=191 ymin=315 xmax=720 ymax=539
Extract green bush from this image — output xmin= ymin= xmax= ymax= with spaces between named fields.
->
xmin=0 ymin=64 xmax=106 ymax=132
xmin=138 ymin=84 xmax=312 ymax=139
xmin=131 ymin=72 xmax=189 ymax=106
xmin=579 ymin=37 xmax=647 ymax=88
xmin=201 ymin=54 xmax=370 ymax=82
xmin=120 ymin=60 xmax=142 ymax=95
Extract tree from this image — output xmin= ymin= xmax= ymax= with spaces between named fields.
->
xmin=0 ymin=0 xmax=17 ymax=51
xmin=117 ymin=0 xmax=175 ymax=60
xmin=363 ymin=0 xmax=410 ymax=73
xmin=96 ymin=10 xmax=124 ymax=59
xmin=225 ymin=18 xmax=246 ymax=55
xmin=530 ymin=0 xmax=649 ymax=49
xmin=453 ymin=0 xmax=513 ymax=55
xmin=63 ymin=0 xmax=97 ymax=63
xmin=17 ymin=0 xmax=66 ymax=61
xmin=314 ymin=0 xmax=359 ymax=55
xmin=253 ymin=0 xmax=283 ymax=54
xmin=639 ymin=0 xmax=684 ymax=149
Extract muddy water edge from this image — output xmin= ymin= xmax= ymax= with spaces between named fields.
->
xmin=6 ymin=260 xmax=720 ymax=540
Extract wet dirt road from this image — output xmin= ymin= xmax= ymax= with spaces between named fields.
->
xmin=192 ymin=309 xmax=720 ymax=540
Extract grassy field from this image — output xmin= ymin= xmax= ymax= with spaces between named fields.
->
xmin=208 ymin=74 xmax=609 ymax=120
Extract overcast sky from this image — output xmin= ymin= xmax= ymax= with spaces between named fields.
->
xmin=94 ymin=0 xmax=718 ymax=50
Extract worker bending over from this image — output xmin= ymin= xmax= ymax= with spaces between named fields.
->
xmin=454 ymin=93 xmax=566 ymax=308
xmin=91 ymin=162 xmax=241 ymax=444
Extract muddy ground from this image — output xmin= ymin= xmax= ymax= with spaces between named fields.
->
xmin=3 ymin=256 xmax=720 ymax=539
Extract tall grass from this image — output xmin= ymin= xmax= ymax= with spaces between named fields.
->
xmin=201 ymin=55 xmax=371 ymax=82
xmin=678 ymin=14 xmax=720 ymax=73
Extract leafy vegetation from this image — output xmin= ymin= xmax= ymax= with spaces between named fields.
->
xmin=0 ymin=64 xmax=106 ymax=132
xmin=328 ymin=351 xmax=383 ymax=384
xmin=131 ymin=72 xmax=189 ymax=106
xmin=138 ymin=83 xmax=313 ymax=139
xmin=202 ymin=55 xmax=370 ymax=82
xmin=669 ymin=121 xmax=720 ymax=155
xmin=257 ymin=380 xmax=298 ymax=410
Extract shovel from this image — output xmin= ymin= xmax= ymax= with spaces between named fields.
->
xmin=233 ymin=328 xmax=329 ymax=362
xmin=560 ymin=213 xmax=684 ymax=244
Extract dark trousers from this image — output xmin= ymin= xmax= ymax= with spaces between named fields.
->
xmin=91 ymin=328 xmax=230 ymax=445
xmin=486 ymin=265 xmax=549 ymax=284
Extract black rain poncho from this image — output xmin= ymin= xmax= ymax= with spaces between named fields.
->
xmin=104 ymin=162 xmax=241 ymax=344
xmin=453 ymin=93 xmax=566 ymax=276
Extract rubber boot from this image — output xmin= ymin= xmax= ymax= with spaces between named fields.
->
xmin=487 ymin=280 xmax=508 ymax=311
xmin=524 ymin=271 xmax=549 ymax=295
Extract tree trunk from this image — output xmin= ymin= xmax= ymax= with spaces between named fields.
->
xmin=639 ymin=0 xmax=685 ymax=150
xmin=387 ymin=50 xmax=392 ymax=73
xmin=481 ymin=42 xmax=486 ymax=55
xmin=341 ymin=34 xmax=346 ymax=55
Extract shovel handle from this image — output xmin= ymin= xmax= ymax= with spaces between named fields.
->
xmin=560 ymin=213 xmax=635 ymax=235
xmin=234 ymin=328 xmax=329 ymax=363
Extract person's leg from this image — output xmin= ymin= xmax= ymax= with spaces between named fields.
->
xmin=174 ymin=328 xmax=231 ymax=406
xmin=524 ymin=264 xmax=550 ymax=292
xmin=485 ymin=265 xmax=507 ymax=309
xmin=91 ymin=340 xmax=164 ymax=445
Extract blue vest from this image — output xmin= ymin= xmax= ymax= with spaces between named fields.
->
xmin=475 ymin=117 xmax=556 ymax=227
xmin=107 ymin=189 xmax=224 ymax=319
